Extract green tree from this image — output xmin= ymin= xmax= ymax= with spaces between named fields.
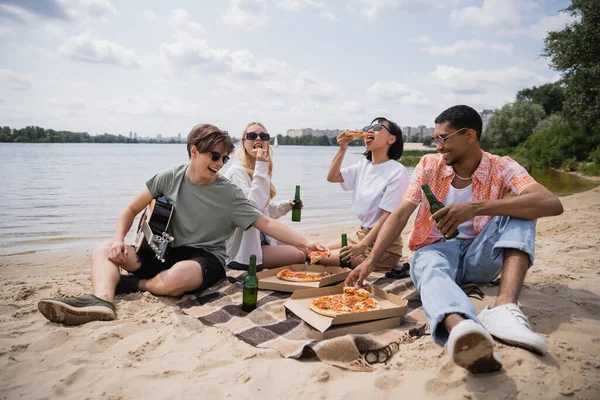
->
xmin=482 ymin=100 xmax=546 ymax=150
xmin=543 ymin=0 xmax=600 ymax=129
xmin=516 ymin=82 xmax=565 ymax=116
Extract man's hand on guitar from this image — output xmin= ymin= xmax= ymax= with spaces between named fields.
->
xmin=108 ymin=239 xmax=129 ymax=265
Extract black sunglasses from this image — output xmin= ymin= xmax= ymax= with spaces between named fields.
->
xmin=208 ymin=151 xmax=230 ymax=164
xmin=245 ymin=132 xmax=270 ymax=141
xmin=362 ymin=123 xmax=390 ymax=133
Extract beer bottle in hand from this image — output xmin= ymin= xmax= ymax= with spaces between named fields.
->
xmin=242 ymin=254 xmax=259 ymax=312
xmin=340 ymin=233 xmax=352 ymax=269
xmin=291 ymin=185 xmax=302 ymax=222
xmin=421 ymin=183 xmax=459 ymax=240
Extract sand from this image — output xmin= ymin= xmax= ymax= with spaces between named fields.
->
xmin=1 ymin=186 xmax=599 ymax=399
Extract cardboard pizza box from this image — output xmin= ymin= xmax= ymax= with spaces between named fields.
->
xmin=257 ymin=264 xmax=351 ymax=292
xmin=284 ymin=286 xmax=408 ymax=340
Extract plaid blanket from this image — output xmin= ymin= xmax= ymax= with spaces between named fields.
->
xmin=179 ymin=271 xmax=497 ymax=371
xmin=179 ymin=271 xmax=428 ymax=371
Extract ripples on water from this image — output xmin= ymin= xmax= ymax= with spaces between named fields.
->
xmin=0 ymin=143 xmax=413 ymax=256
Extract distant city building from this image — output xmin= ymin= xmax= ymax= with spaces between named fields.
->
xmin=402 ymin=126 xmax=434 ymax=140
xmin=480 ymin=109 xmax=494 ymax=132
xmin=129 ymin=131 xmax=132 ymax=139
xmin=286 ymin=128 xmax=343 ymax=138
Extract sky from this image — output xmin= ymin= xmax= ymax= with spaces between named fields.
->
xmin=0 ymin=0 xmax=574 ymax=138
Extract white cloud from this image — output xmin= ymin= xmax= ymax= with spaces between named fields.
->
xmin=143 ymin=10 xmax=157 ymax=19
xmin=259 ymin=80 xmax=289 ymax=96
xmin=58 ymin=34 xmax=140 ymax=68
xmin=160 ymin=33 xmax=230 ymax=73
xmin=319 ymin=11 xmax=336 ymax=21
xmin=413 ymin=35 xmax=432 ymax=44
xmin=48 ymin=98 xmax=87 ymax=110
xmin=221 ymin=0 xmax=268 ymax=30
xmin=43 ymin=24 xmax=66 ymax=37
xmin=367 ymin=81 xmax=429 ymax=106
xmin=423 ymin=40 xmax=513 ymax=56
xmin=450 ymin=0 xmax=532 ymax=29
xmin=342 ymin=101 xmax=363 ymax=113
xmin=0 ymin=26 xmax=14 ymax=36
xmin=0 ymin=69 xmax=34 ymax=90
xmin=0 ymin=4 xmax=36 ymax=23
xmin=108 ymin=97 xmax=188 ymax=118
xmin=358 ymin=0 xmax=438 ymax=21
xmin=74 ymin=0 xmax=117 ymax=20
xmin=502 ymin=12 xmax=575 ymax=40
xmin=228 ymin=51 xmax=290 ymax=79
xmin=276 ymin=0 xmax=325 ymax=11
xmin=430 ymin=65 xmax=549 ymax=96
xmin=294 ymin=71 xmax=340 ymax=100
xmin=170 ymin=9 xmax=206 ymax=36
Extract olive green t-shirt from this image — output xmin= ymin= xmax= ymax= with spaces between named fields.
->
xmin=146 ymin=165 xmax=262 ymax=267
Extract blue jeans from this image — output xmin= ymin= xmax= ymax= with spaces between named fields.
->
xmin=410 ymin=216 xmax=536 ymax=346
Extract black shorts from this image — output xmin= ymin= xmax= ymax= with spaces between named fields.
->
xmin=132 ymin=246 xmax=226 ymax=293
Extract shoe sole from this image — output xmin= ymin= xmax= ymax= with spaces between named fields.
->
xmin=490 ymin=335 xmax=545 ymax=356
xmin=452 ymin=331 xmax=503 ymax=374
xmin=38 ymin=299 xmax=116 ymax=326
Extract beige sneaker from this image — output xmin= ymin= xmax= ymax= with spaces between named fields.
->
xmin=447 ymin=319 xmax=503 ymax=374
xmin=38 ymin=294 xmax=116 ymax=326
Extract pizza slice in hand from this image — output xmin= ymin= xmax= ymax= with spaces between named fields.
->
xmin=308 ymin=249 xmax=332 ymax=265
xmin=342 ymin=286 xmax=370 ymax=305
xmin=344 ymin=130 xmax=368 ymax=140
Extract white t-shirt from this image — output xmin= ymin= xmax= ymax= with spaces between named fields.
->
xmin=428 ymin=184 xmax=476 ymax=241
xmin=340 ymin=159 xmax=409 ymax=228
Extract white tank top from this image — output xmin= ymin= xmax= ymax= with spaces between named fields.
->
xmin=428 ymin=184 xmax=476 ymax=241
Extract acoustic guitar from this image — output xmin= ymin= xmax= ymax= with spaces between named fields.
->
xmin=134 ymin=197 xmax=175 ymax=262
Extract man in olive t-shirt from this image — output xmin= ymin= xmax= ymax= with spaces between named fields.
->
xmin=38 ymin=124 xmax=326 ymax=326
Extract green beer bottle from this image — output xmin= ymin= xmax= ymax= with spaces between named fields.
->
xmin=242 ymin=254 xmax=259 ymax=312
xmin=421 ymin=183 xmax=459 ymax=240
xmin=291 ymin=185 xmax=302 ymax=222
xmin=340 ymin=233 xmax=352 ymax=268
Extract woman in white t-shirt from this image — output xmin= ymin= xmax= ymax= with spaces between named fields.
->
xmin=224 ymin=122 xmax=306 ymax=270
xmin=322 ymin=117 xmax=409 ymax=270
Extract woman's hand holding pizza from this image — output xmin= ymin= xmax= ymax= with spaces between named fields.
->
xmin=336 ymin=131 xmax=353 ymax=150
xmin=251 ymin=148 xmax=269 ymax=162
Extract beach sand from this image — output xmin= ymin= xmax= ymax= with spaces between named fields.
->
xmin=1 ymin=186 xmax=599 ymax=399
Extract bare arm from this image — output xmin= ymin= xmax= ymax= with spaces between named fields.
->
xmin=345 ymin=200 xmax=418 ymax=287
xmin=108 ymin=187 xmax=153 ymax=264
xmin=252 ymin=215 xmax=325 ymax=252
xmin=326 ymin=132 xmax=353 ymax=182
xmin=433 ymin=183 xmax=564 ymax=237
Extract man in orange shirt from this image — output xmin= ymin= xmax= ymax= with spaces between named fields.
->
xmin=346 ymin=105 xmax=563 ymax=373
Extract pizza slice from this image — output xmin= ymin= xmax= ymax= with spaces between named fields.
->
xmin=350 ymin=297 xmax=381 ymax=313
xmin=276 ymin=268 xmax=333 ymax=282
xmin=308 ymin=249 xmax=332 ymax=265
xmin=309 ymin=294 xmax=352 ymax=317
xmin=342 ymin=286 xmax=371 ymax=305
xmin=344 ymin=130 xmax=368 ymax=140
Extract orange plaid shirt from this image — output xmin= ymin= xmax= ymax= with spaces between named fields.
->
xmin=404 ymin=151 xmax=537 ymax=251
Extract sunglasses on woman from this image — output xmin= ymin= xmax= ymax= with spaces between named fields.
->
xmin=362 ymin=123 xmax=390 ymax=133
xmin=245 ymin=132 xmax=270 ymax=141
xmin=208 ymin=151 xmax=230 ymax=164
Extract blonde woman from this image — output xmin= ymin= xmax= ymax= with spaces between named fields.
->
xmin=224 ymin=122 xmax=306 ymax=270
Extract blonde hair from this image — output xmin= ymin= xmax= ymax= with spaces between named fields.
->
xmin=236 ymin=121 xmax=276 ymax=199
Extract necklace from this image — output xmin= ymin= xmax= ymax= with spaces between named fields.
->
xmin=453 ymin=170 xmax=473 ymax=181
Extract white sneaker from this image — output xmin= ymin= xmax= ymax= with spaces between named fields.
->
xmin=447 ymin=319 xmax=503 ymax=374
xmin=477 ymin=303 xmax=547 ymax=355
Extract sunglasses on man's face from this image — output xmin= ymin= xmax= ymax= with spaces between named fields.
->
xmin=208 ymin=151 xmax=230 ymax=164
xmin=245 ymin=132 xmax=270 ymax=141
xmin=362 ymin=123 xmax=390 ymax=133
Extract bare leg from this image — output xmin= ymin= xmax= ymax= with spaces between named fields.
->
xmin=494 ymin=249 xmax=529 ymax=307
xmin=92 ymin=240 xmax=140 ymax=303
xmin=444 ymin=313 xmax=466 ymax=333
xmin=318 ymin=249 xmax=342 ymax=266
xmin=139 ymin=260 xmax=203 ymax=297
xmin=261 ymin=245 xmax=306 ymax=269
xmin=326 ymin=239 xmax=342 ymax=249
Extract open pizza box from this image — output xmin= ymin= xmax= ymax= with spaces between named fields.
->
xmin=284 ymin=286 xmax=408 ymax=340
xmin=257 ymin=264 xmax=351 ymax=292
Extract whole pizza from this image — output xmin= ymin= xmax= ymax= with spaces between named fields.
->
xmin=276 ymin=268 xmax=333 ymax=282
xmin=309 ymin=287 xmax=381 ymax=317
